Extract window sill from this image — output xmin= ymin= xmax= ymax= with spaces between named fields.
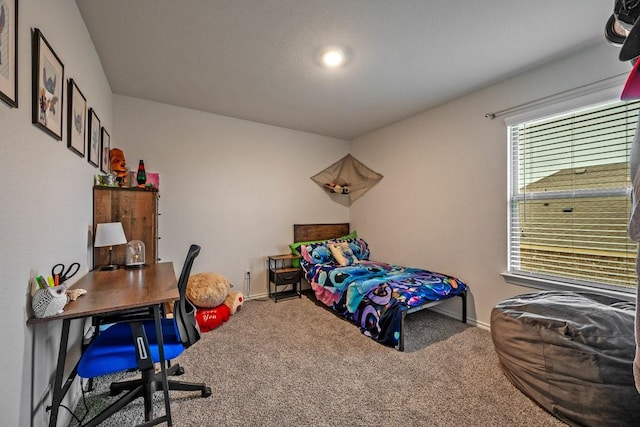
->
xmin=501 ymin=272 xmax=637 ymax=302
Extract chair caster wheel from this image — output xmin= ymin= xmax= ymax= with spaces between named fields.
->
xmin=202 ymin=387 xmax=212 ymax=398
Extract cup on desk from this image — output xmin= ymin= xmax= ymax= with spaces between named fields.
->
xmin=32 ymin=285 xmax=68 ymax=318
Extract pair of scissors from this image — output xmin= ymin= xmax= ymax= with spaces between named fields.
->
xmin=51 ymin=262 xmax=80 ymax=285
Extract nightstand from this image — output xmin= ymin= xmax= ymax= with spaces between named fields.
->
xmin=266 ymin=254 xmax=301 ymax=302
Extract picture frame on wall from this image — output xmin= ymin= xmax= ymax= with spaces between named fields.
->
xmin=87 ymin=108 xmax=100 ymax=167
xmin=67 ymin=79 xmax=86 ymax=157
xmin=32 ymin=28 xmax=64 ymax=140
xmin=100 ymin=127 xmax=110 ymax=173
xmin=0 ymin=0 xmax=18 ymax=108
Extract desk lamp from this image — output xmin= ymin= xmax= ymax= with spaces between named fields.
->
xmin=94 ymin=222 xmax=127 ymax=270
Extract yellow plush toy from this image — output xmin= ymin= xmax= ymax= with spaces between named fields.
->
xmin=186 ymin=272 xmax=232 ymax=308
xmin=223 ymin=290 xmax=244 ymax=314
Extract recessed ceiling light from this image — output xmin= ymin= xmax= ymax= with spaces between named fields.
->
xmin=322 ymin=48 xmax=345 ymax=67
xmin=316 ymin=46 xmax=351 ymax=69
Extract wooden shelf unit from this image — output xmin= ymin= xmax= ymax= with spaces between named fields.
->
xmin=93 ymin=186 xmax=159 ymax=269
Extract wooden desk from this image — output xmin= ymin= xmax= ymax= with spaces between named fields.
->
xmin=27 ymin=262 xmax=179 ymax=427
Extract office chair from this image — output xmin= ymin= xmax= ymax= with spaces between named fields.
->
xmin=77 ymin=244 xmax=211 ymax=425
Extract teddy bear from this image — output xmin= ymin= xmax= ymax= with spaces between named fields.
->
xmin=223 ymin=290 xmax=244 ymax=314
xmin=186 ymin=272 xmax=232 ymax=308
xmin=195 ymin=304 xmax=231 ymax=332
xmin=194 ymin=290 xmax=245 ymax=332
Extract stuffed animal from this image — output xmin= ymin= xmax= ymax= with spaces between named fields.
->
xmin=324 ymin=182 xmax=350 ymax=194
xmin=186 ymin=272 xmax=232 ymax=308
xmin=195 ymin=304 xmax=231 ymax=332
xmin=195 ymin=291 xmax=244 ymax=332
xmin=223 ymin=290 xmax=244 ymax=315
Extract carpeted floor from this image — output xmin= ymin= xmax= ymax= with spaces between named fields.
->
xmin=71 ymin=294 xmax=565 ymax=426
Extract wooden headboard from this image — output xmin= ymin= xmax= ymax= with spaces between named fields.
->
xmin=294 ymin=223 xmax=350 ymax=242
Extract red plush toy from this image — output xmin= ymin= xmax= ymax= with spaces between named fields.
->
xmin=195 ymin=304 xmax=231 ymax=332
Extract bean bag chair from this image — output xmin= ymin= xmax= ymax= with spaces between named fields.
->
xmin=491 ymin=291 xmax=640 ymax=427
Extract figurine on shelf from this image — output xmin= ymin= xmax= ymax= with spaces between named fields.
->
xmin=110 ymin=148 xmax=129 ymax=187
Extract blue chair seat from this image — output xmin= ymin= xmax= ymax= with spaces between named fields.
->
xmin=78 ymin=319 xmax=185 ymax=379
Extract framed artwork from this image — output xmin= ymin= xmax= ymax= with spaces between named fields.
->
xmin=87 ymin=108 xmax=100 ymax=167
xmin=100 ymin=127 xmax=110 ymax=173
xmin=32 ymin=28 xmax=64 ymax=140
xmin=67 ymin=79 xmax=86 ymax=157
xmin=0 ymin=0 xmax=18 ymax=107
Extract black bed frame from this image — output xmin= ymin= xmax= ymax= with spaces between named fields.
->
xmin=293 ymin=223 xmax=468 ymax=351
xmin=397 ymin=291 xmax=467 ymax=351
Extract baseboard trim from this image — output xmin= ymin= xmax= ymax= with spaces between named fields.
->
xmin=430 ymin=305 xmax=489 ymax=330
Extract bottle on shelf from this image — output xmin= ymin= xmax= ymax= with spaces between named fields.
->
xmin=136 ymin=160 xmax=147 ymax=187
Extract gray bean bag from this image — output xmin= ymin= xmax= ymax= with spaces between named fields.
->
xmin=491 ymin=291 xmax=640 ymax=427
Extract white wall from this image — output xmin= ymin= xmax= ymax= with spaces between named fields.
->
xmin=350 ymin=40 xmax=631 ymax=328
xmin=0 ymin=5 xmax=630 ymax=424
xmin=113 ymin=95 xmax=349 ymax=296
xmin=0 ymin=1 xmax=112 ymax=425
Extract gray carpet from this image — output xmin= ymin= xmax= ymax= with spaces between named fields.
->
xmin=71 ymin=294 xmax=565 ymax=426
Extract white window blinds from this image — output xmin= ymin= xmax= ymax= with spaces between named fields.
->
xmin=508 ymin=100 xmax=640 ymax=289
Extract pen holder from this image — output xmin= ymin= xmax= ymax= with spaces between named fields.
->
xmin=32 ymin=285 xmax=68 ymax=318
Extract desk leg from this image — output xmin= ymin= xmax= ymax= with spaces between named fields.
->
xmin=153 ymin=305 xmax=172 ymax=426
xmin=49 ymin=318 xmax=71 ymax=427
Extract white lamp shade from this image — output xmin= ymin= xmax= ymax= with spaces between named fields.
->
xmin=94 ymin=222 xmax=127 ymax=247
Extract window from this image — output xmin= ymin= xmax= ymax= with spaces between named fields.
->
xmin=508 ymin=99 xmax=640 ymax=291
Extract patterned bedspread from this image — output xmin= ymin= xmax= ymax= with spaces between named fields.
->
xmin=301 ymin=259 xmax=468 ymax=348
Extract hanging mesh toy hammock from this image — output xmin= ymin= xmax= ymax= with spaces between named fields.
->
xmin=310 ymin=154 xmax=383 ymax=206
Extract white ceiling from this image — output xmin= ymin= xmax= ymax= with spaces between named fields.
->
xmin=76 ymin=0 xmax=613 ymax=140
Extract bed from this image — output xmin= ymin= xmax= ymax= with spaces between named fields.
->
xmin=293 ymin=223 xmax=468 ymax=351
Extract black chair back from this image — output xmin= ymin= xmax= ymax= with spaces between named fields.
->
xmin=174 ymin=244 xmax=201 ymax=349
